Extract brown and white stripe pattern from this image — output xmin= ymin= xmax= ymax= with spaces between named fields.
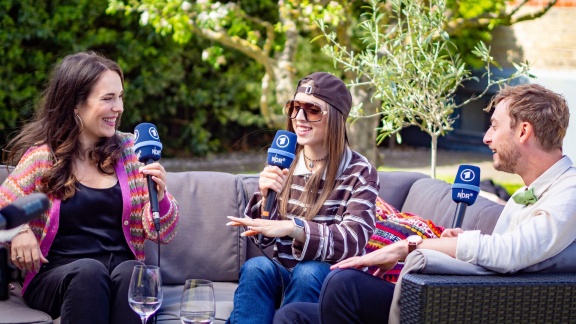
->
xmin=246 ymin=150 xmax=379 ymax=270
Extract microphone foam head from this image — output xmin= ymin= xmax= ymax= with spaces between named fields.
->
xmin=134 ymin=123 xmax=163 ymax=163
xmin=451 ymin=165 xmax=481 ymax=206
xmin=267 ymin=130 xmax=297 ymax=169
xmin=1 ymin=193 xmax=49 ymax=229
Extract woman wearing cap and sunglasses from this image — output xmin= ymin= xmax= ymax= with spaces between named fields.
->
xmin=226 ymin=72 xmax=380 ymax=324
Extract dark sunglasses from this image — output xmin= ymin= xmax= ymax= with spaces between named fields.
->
xmin=284 ymin=100 xmax=328 ymax=122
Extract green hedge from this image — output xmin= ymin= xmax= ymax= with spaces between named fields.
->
xmin=0 ymin=0 xmax=267 ymax=157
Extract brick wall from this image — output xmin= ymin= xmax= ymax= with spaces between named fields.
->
xmin=491 ymin=3 xmax=576 ymax=71
xmin=518 ymin=0 xmax=576 ymax=6
xmin=492 ymin=2 xmax=576 ymax=161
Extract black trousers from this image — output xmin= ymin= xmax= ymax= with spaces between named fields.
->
xmin=273 ymin=268 xmax=396 ymax=324
xmin=23 ymin=254 xmax=143 ymax=324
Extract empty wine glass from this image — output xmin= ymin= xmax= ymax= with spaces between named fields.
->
xmin=128 ymin=265 xmax=163 ymax=324
xmin=180 ymin=279 xmax=215 ymax=324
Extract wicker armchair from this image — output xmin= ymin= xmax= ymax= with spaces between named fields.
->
xmin=400 ymin=272 xmax=576 ymax=323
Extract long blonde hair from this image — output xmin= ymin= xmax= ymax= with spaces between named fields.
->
xmin=278 ymin=101 xmax=348 ymax=220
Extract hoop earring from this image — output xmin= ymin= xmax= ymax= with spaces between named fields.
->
xmin=75 ymin=114 xmax=84 ymax=133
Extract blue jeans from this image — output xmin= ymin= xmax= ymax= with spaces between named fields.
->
xmin=226 ymin=256 xmax=331 ymax=324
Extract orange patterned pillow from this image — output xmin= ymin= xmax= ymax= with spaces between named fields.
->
xmin=366 ymin=197 xmax=445 ymax=283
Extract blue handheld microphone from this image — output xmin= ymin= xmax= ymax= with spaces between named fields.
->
xmin=451 ymin=165 xmax=481 ymax=228
xmin=134 ymin=123 xmax=163 ymax=231
xmin=0 ymin=193 xmax=49 ymax=230
xmin=263 ymin=130 xmax=297 ymax=218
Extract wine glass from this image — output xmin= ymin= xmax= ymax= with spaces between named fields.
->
xmin=128 ymin=265 xmax=163 ymax=324
xmin=180 ymin=279 xmax=215 ymax=324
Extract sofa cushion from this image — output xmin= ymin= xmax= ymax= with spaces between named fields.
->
xmin=378 ymin=171 xmax=429 ymax=211
xmin=521 ymin=241 xmax=576 ymax=273
xmin=0 ymin=283 xmax=53 ymax=324
xmin=145 ymin=171 xmax=249 ymax=284
xmin=401 ymin=178 xmax=503 ymax=233
xmin=239 ymin=175 xmax=275 ymax=260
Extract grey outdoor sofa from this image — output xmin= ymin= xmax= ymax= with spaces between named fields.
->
xmin=1 ymin=166 xmax=575 ymax=323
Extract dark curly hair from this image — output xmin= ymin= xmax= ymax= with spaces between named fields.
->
xmin=3 ymin=51 xmax=125 ymax=199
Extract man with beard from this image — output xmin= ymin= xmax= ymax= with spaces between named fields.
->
xmin=273 ymin=83 xmax=576 ymax=324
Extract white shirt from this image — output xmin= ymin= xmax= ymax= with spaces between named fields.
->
xmin=456 ymin=156 xmax=576 ymax=273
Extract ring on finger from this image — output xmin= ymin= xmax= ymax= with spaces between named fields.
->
xmin=16 ymin=255 xmax=22 ymax=260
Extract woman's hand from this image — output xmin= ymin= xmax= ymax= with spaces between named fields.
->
xmin=226 ymin=216 xmax=294 ymax=238
xmin=140 ymin=162 xmax=168 ymax=201
xmin=259 ymin=166 xmax=289 ymax=198
xmin=10 ymin=229 xmax=48 ymax=273
xmin=330 ymin=241 xmax=407 ymax=275
xmin=440 ymin=228 xmax=464 ymax=238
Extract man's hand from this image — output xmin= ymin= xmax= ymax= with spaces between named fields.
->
xmin=440 ymin=228 xmax=464 ymax=238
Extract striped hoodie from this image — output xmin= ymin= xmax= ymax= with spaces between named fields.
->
xmin=0 ymin=132 xmax=179 ymax=293
xmin=246 ymin=148 xmax=379 ymax=269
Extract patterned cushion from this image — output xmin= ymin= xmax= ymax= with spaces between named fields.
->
xmin=365 ymin=197 xmax=445 ymax=283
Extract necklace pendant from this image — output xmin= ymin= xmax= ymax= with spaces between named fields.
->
xmin=308 ymin=162 xmax=314 ymax=169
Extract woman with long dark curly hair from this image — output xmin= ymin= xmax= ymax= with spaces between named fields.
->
xmin=1 ymin=51 xmax=179 ymax=323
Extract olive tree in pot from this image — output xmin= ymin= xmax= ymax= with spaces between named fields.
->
xmin=318 ymin=0 xmax=533 ymax=178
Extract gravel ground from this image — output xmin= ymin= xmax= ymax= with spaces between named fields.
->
xmin=162 ymin=146 xmax=523 ymax=185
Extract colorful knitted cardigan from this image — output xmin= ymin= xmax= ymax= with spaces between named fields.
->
xmin=0 ymin=132 xmax=179 ymax=293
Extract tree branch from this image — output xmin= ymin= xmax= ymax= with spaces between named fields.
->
xmin=509 ymin=0 xmax=531 ymax=16
xmin=510 ymin=0 xmax=558 ymax=24
xmin=189 ymin=21 xmax=274 ymax=65
xmin=445 ymin=0 xmax=558 ymax=35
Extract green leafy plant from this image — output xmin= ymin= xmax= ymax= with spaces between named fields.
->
xmin=319 ymin=0 xmax=533 ymax=178
xmin=0 ymin=0 xmax=266 ymax=157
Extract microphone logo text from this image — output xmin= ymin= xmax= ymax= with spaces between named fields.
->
xmin=276 ymin=135 xmax=290 ymax=148
xmin=149 ymin=127 xmax=160 ymax=140
xmin=457 ymin=190 xmax=474 ymax=200
xmin=152 ymin=148 xmax=161 ymax=156
xmin=271 ymin=155 xmax=286 ymax=164
xmin=459 ymin=169 xmax=476 ymax=182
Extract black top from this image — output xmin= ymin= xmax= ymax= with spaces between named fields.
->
xmin=50 ymin=181 xmax=132 ymax=259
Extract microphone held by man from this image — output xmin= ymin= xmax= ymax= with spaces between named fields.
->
xmin=451 ymin=164 xmax=481 ymax=229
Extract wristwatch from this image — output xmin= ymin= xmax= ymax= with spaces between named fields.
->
xmin=293 ymin=217 xmax=305 ymax=230
xmin=290 ymin=217 xmax=305 ymax=238
xmin=407 ymin=235 xmax=423 ymax=254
